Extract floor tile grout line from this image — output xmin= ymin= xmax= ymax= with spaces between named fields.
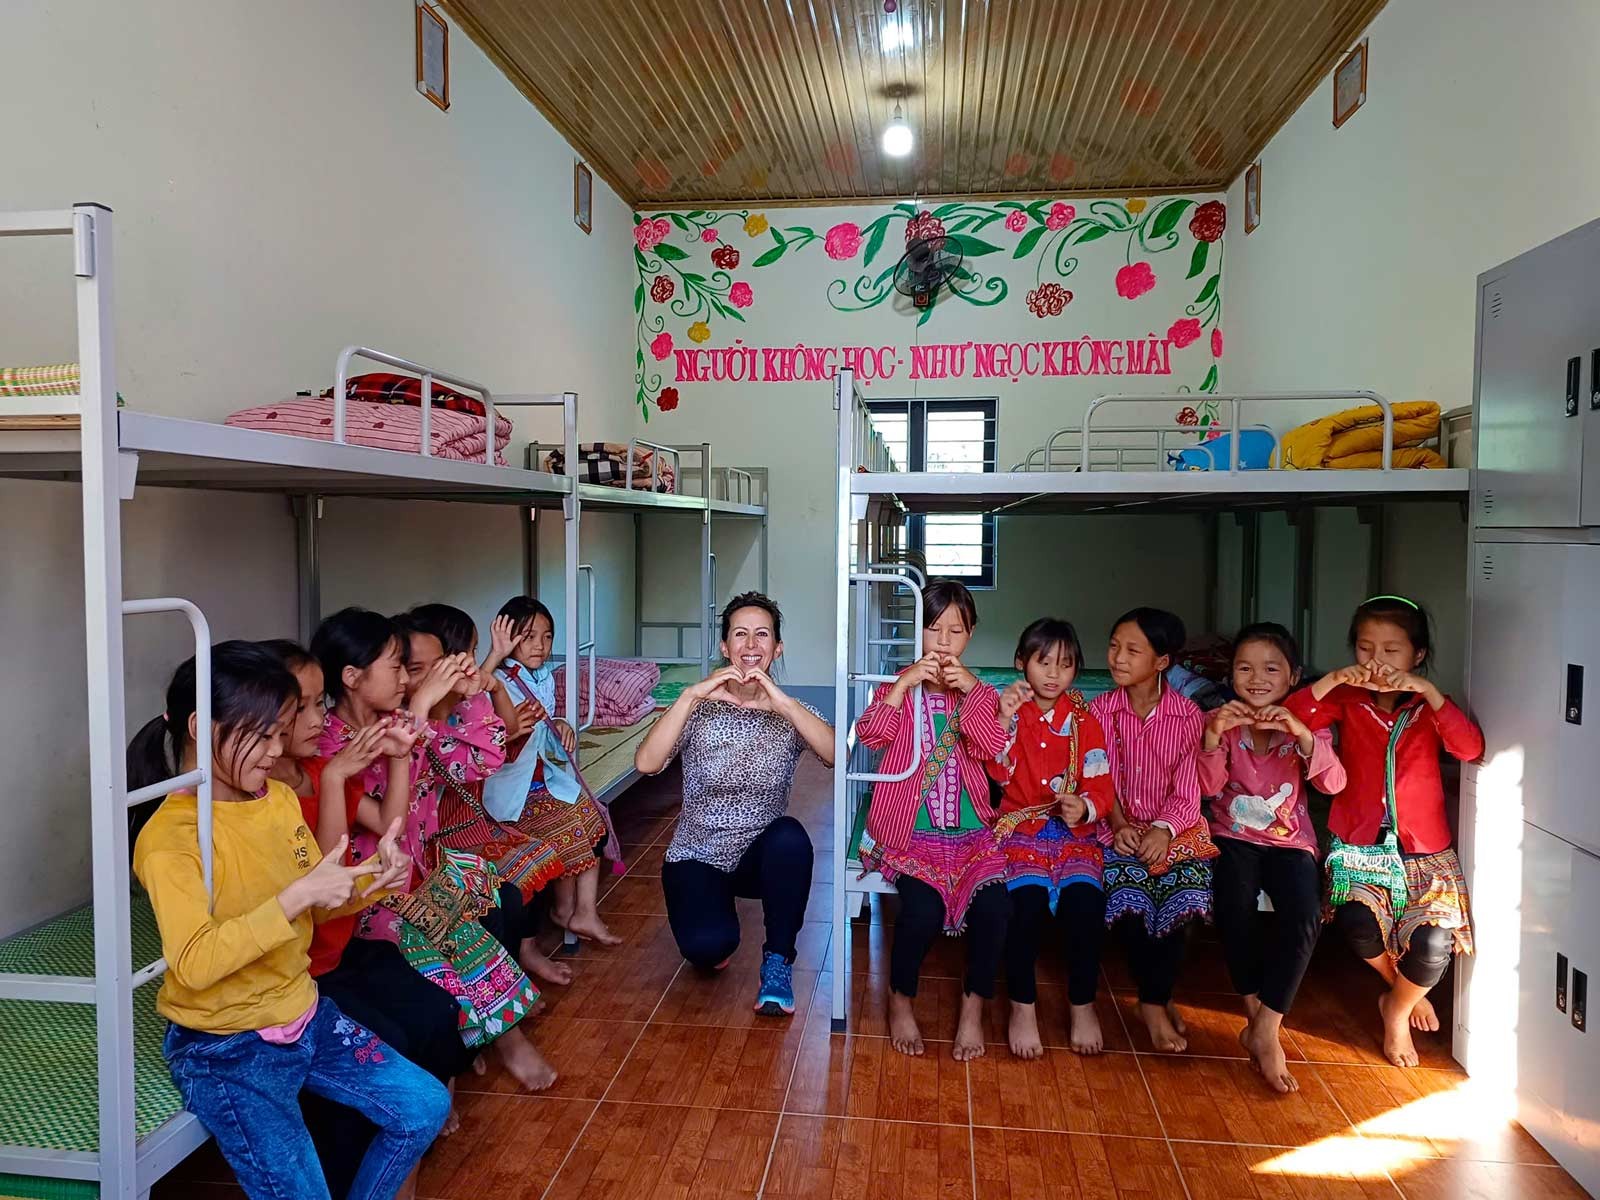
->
xmin=966 ymin=1049 xmax=978 ymax=1200
xmin=1109 ymin=967 xmax=1194 ymax=1200
xmin=1301 ymin=1059 xmax=1410 ymax=1198
xmin=754 ymin=953 xmax=830 ymax=1199
xmin=537 ymin=955 xmax=688 ymax=1200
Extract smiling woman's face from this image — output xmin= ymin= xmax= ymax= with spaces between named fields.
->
xmin=722 ymin=605 xmax=781 ymax=673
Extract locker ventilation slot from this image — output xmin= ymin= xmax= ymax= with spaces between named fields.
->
xmin=1481 ymin=488 xmax=1495 ymax=515
xmin=1488 ymin=289 xmax=1503 ymax=319
xmin=1480 ymin=553 xmax=1495 ymax=580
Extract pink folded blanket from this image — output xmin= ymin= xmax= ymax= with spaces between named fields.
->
xmin=554 ymin=658 xmax=661 ymax=728
xmin=225 ymin=396 xmax=512 ymax=464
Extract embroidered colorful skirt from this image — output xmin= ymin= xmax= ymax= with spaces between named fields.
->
xmin=861 ymin=826 xmax=1008 ymax=934
xmin=516 ymin=787 xmax=609 ymax=877
xmin=1103 ymin=850 xmax=1214 ymax=938
xmin=388 ymin=852 xmax=539 ymax=1049
xmin=994 ymin=806 xmax=1104 ymax=911
xmin=437 ymin=791 xmax=565 ymax=902
xmin=1329 ymin=846 xmax=1474 ymax=959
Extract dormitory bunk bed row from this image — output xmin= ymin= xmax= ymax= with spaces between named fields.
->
xmin=825 ymin=368 xmax=1474 ymax=1030
xmin=0 ymin=205 xmax=768 ymax=1199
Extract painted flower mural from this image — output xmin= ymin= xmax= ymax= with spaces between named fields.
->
xmin=630 ymin=197 xmax=1225 ymax=418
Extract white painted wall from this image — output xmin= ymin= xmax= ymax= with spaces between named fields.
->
xmin=1218 ymin=0 xmax=1600 ymax=694
xmin=0 ymin=0 xmax=633 ymax=935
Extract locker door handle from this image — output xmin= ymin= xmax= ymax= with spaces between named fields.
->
xmin=1559 ymin=952 xmax=1569 ymax=1012
xmin=1567 ymin=356 xmax=1581 ymax=418
xmin=1591 ymin=349 xmax=1600 ymax=409
xmin=1574 ymin=968 xmax=1588 ymax=1032
xmin=1568 ymin=665 xmax=1585 ymax=725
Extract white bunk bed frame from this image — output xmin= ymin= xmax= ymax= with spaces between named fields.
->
xmin=827 ymin=367 xmax=1472 ymax=1030
xmin=0 ymin=203 xmax=766 ymax=1197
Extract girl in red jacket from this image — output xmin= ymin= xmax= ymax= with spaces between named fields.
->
xmin=988 ymin=618 xmax=1117 ymax=1060
xmin=1287 ymin=595 xmax=1483 ymax=1068
xmin=856 ymin=580 xmax=1010 ymax=1063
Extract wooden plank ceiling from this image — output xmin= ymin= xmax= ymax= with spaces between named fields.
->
xmin=443 ymin=0 xmax=1385 ymax=207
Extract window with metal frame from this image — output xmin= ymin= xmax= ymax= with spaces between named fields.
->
xmin=865 ymin=397 xmax=997 ymax=588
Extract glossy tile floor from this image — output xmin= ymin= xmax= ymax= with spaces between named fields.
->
xmin=159 ymin=758 xmax=1586 ymax=1199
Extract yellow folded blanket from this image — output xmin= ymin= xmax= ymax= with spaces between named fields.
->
xmin=1276 ymin=400 xmax=1443 ymax=470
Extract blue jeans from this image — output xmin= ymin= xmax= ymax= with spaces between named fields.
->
xmin=165 ymin=997 xmax=450 ymax=1200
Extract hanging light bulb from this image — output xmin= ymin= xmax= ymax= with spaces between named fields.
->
xmin=882 ymin=104 xmax=913 ymax=158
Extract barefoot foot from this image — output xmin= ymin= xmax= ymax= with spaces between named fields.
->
xmin=888 ymin=992 xmax=925 ymax=1056
xmin=953 ymin=993 xmax=987 ymax=1062
xmin=1411 ymin=994 xmax=1440 ymax=1031
xmin=1140 ymin=1002 xmax=1189 ymax=1053
xmin=520 ymin=942 xmax=574 ymax=986
xmin=1166 ymin=1002 xmax=1189 ymax=1037
xmin=564 ymin=911 xmax=623 ymax=947
xmin=1379 ymin=992 xmax=1420 ymax=1067
xmin=1008 ymin=1002 xmax=1043 ymax=1060
xmin=1239 ymin=1019 xmax=1298 ymax=1093
xmin=1069 ymin=1003 xmax=1104 ymax=1056
xmin=494 ymin=1030 xmax=559 ymax=1092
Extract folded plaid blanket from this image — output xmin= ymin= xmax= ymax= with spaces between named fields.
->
xmin=1 ymin=363 xmax=79 ymax=397
xmin=543 ymin=442 xmax=678 ymax=493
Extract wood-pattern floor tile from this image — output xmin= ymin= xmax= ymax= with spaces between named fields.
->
xmin=608 ymin=1020 xmax=804 ymax=1111
xmin=1283 ymin=988 xmax=1455 ymax=1070
xmin=1390 ymin=1158 xmax=1589 ymax=1199
xmin=619 ymin=840 xmax=668 ymax=877
xmin=1142 ymin=1056 xmax=1355 ymax=1146
xmin=975 ymin=989 xmax=1133 ymax=1053
xmin=1109 ymin=990 xmax=1306 ymax=1061
xmin=971 ymin=1127 xmax=1181 ymax=1199
xmin=543 ymin=1103 xmax=778 ymax=1200
xmin=652 ymin=957 xmax=819 ymax=1029
xmin=597 ymin=873 xmax=671 ymax=915
xmin=1313 ymin=1065 xmax=1556 ymax=1165
xmin=550 ymin=912 xmax=678 ymax=964
xmin=764 ymin=1113 xmax=973 ymax=1200
xmin=968 ymin=1045 xmax=1157 ymax=1134
xmin=540 ymin=947 xmax=681 ymax=1023
xmin=418 ymin=1094 xmax=596 ymax=1198
xmin=1172 ymin=1140 xmax=1401 ymax=1198
xmin=786 ymin=1030 xmax=969 ymax=1123
xmin=459 ymin=1017 xmax=643 ymax=1101
xmin=819 ymin=971 xmax=966 ymax=1041
xmin=1102 ymin=936 xmax=1235 ymax=993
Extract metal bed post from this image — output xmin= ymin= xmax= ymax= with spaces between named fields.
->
xmin=74 ymin=203 xmax=139 ymax=1200
xmin=292 ymin=495 xmax=322 ymax=644
xmin=831 ymin=370 xmax=855 ymax=1031
xmin=701 ymin=441 xmax=713 ymax=674
xmin=562 ymin=393 xmax=580 ymax=769
xmin=633 ymin=514 xmax=644 ymax=657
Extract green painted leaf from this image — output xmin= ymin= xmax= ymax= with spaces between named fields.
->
xmin=1149 ymin=198 xmax=1193 ymax=239
xmin=1026 ymin=200 xmax=1048 ymax=219
xmin=1194 ymin=273 xmax=1220 ymax=304
xmin=1012 ymin=226 xmax=1045 ymax=259
xmin=655 ymin=243 xmax=689 ymax=262
xmin=1186 ymin=239 xmax=1209 ymax=280
xmin=633 ymin=285 xmax=643 ymax=312
xmin=687 ymin=210 xmax=707 ymax=220
xmin=933 ymin=202 xmax=964 ymax=218
xmin=1201 ymin=365 xmax=1218 ymax=392
xmin=951 ymin=234 xmax=1002 ymax=257
xmin=1069 ymin=224 xmax=1112 ymax=245
xmin=917 ymin=298 xmax=937 ymax=325
xmin=863 ymin=219 xmax=890 ymax=267
xmin=771 ymin=227 xmax=786 ymax=248
xmin=682 ymin=272 xmax=706 ymax=284
xmin=752 ymin=245 xmax=787 ymax=268
xmin=634 ymin=248 xmax=647 ymax=269
xmin=997 ymin=201 xmax=1025 ymax=211
xmin=668 ymin=214 xmax=691 ymax=231
xmin=946 ymin=216 xmax=977 ymax=232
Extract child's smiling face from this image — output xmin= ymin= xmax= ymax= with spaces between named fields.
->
xmin=514 ymin=614 xmax=554 ymax=669
xmin=1232 ymin=638 xmax=1296 ymax=709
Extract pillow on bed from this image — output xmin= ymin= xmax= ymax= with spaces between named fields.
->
xmin=321 ymin=372 xmax=490 ymax=421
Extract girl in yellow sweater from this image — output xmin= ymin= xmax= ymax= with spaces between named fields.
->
xmin=131 ymin=641 xmax=449 ymax=1200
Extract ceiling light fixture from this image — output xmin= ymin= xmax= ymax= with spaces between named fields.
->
xmin=882 ymin=104 xmax=913 ymax=158
xmin=880 ymin=17 xmax=914 ymax=52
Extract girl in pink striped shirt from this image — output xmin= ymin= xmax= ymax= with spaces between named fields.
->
xmin=1200 ymin=623 xmax=1345 ymax=1094
xmin=1089 ymin=608 xmax=1217 ymax=1054
xmin=856 ymin=581 xmax=1011 ymax=1063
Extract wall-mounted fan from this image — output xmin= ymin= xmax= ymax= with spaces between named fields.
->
xmin=892 ymin=235 xmax=964 ymax=310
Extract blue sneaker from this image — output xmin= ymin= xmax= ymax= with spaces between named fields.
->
xmin=753 ymin=951 xmax=795 ymax=1016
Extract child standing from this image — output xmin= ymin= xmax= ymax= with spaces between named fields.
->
xmin=1288 ymin=595 xmax=1483 ymax=1068
xmin=1200 ymin=624 xmax=1346 ymax=1093
xmin=131 ymin=642 xmax=443 ymax=1200
xmin=989 ymin=618 xmax=1117 ymax=1059
xmin=1089 ymin=608 xmax=1215 ymax=1054
xmin=857 ymin=580 xmax=1011 ymax=1061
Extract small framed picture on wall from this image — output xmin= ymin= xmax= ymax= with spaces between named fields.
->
xmin=416 ymin=2 xmax=449 ymax=112
xmin=1333 ymin=38 xmax=1368 ymax=128
xmin=1244 ymin=161 xmax=1261 ymax=234
xmin=574 ymin=162 xmax=593 ymax=234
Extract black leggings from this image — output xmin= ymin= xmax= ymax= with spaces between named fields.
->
xmin=1117 ymin=921 xmax=1189 ymax=1007
xmin=1004 ymin=883 xmax=1105 ymax=1007
xmin=1334 ymin=901 xmax=1456 ymax=989
xmin=891 ymin=877 xmax=1010 ymax=1000
xmin=1212 ymin=839 xmax=1323 ymax=1015
xmin=662 ymin=815 xmax=814 ymax=967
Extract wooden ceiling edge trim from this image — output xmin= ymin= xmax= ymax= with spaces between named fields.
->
xmin=632 ymin=181 xmax=1229 ymax=212
xmin=1221 ymin=0 xmax=1390 ymax=189
xmin=439 ymin=1 xmax=642 ymax=208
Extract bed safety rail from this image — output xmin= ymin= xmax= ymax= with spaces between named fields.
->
xmin=334 ymin=346 xmax=499 ymax=467
xmin=625 ymin=438 xmax=683 ymax=494
xmin=845 ymin=572 xmax=929 ymax=785
xmin=574 ymin=565 xmax=598 ymax=732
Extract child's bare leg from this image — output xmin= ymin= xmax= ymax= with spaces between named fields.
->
xmin=439 ymin=1078 xmax=461 ymax=1136
xmin=519 ymin=936 xmax=573 ymax=985
xmin=953 ymin=992 xmax=987 ymax=1062
xmin=492 ymin=1026 xmax=558 ymax=1091
xmin=1240 ymin=1004 xmax=1298 ymax=1093
xmin=1008 ymin=1001 xmax=1043 ymax=1060
xmin=563 ymin=865 xmax=621 ymax=945
xmin=1068 ymin=1004 xmax=1104 ymax=1055
xmin=888 ymin=992 xmax=925 ymax=1056
xmin=1378 ymin=976 xmax=1430 ymax=1067
xmin=549 ymin=876 xmax=577 ymax=927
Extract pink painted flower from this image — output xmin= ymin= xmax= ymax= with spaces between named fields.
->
xmin=1176 ymin=406 xmax=1199 ymax=427
xmin=1045 ymin=202 xmax=1076 ymax=231
xmin=634 ymin=219 xmax=668 ymax=252
xmin=650 ymin=275 xmax=674 ymax=304
xmin=649 ymin=332 xmax=673 ymax=361
xmin=729 ymin=281 xmax=754 ymax=308
xmin=824 ymin=221 xmax=863 ymax=260
xmin=657 ymin=387 xmax=680 ymax=412
xmin=1004 ymin=210 xmax=1029 ymax=233
xmin=1115 ymin=261 xmax=1157 ymax=299
xmin=905 ymin=212 xmax=945 ymax=245
xmin=1167 ymin=317 xmax=1202 ymax=349
xmin=1212 ymin=328 xmax=1224 ymax=358
xmin=701 ymin=227 xmax=720 ymax=243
